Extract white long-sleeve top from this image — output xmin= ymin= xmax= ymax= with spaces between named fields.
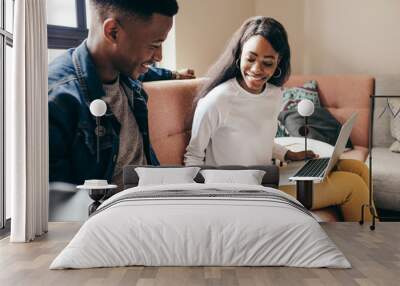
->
xmin=184 ymin=78 xmax=288 ymax=166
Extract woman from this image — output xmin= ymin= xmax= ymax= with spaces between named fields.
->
xmin=185 ymin=17 xmax=314 ymax=166
xmin=184 ymin=16 xmax=372 ymax=221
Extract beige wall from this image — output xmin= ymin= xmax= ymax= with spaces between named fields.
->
xmin=174 ymin=0 xmax=400 ymax=77
xmin=254 ymin=0 xmax=305 ymax=74
xmin=175 ymin=0 xmax=255 ymax=76
xmin=303 ymin=0 xmax=400 ymax=75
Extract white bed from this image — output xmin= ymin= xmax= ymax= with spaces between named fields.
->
xmin=50 ymin=183 xmax=350 ymax=269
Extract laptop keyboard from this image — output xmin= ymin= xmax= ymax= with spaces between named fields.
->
xmin=293 ymin=158 xmax=330 ymax=178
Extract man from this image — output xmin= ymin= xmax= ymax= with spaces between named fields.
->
xmin=48 ymin=0 xmax=181 ymax=188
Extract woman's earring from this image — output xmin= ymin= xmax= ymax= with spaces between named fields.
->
xmin=273 ymin=67 xmax=282 ymax=78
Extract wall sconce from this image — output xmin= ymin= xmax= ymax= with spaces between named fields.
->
xmin=297 ymin=99 xmax=315 ymax=160
xmin=89 ymin=99 xmax=107 ymax=163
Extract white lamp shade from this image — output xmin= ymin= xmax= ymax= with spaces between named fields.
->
xmin=89 ymin=99 xmax=107 ymax=117
xmin=298 ymin=99 xmax=315 ymax=117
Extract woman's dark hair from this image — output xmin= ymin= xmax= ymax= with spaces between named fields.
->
xmin=195 ymin=16 xmax=291 ymax=104
xmin=91 ymin=0 xmax=178 ymax=20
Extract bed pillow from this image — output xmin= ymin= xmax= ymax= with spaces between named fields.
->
xmin=135 ymin=167 xmax=201 ymax=186
xmin=200 ymin=169 xmax=266 ymax=185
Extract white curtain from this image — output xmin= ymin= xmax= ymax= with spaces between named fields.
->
xmin=8 ymin=0 xmax=49 ymax=242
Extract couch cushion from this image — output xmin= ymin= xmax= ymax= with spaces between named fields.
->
xmin=373 ymin=97 xmax=393 ymax=148
xmin=371 ymin=147 xmax=400 ymax=211
xmin=340 ymin=146 xmax=368 ymax=162
xmin=144 ymin=79 xmax=205 ymax=164
xmin=389 ymin=99 xmax=400 ymax=152
xmin=285 ymin=75 xmax=374 ymax=149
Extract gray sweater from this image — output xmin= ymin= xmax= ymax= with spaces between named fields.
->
xmin=102 ymin=78 xmax=147 ymax=190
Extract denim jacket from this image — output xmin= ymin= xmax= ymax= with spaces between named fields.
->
xmin=48 ymin=40 xmax=172 ymax=185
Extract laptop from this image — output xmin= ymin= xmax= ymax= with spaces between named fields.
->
xmin=289 ymin=112 xmax=358 ymax=182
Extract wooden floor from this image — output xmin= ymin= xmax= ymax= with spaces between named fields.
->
xmin=0 ymin=222 xmax=399 ymax=286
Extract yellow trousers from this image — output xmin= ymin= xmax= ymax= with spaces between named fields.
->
xmin=279 ymin=159 xmax=374 ymax=222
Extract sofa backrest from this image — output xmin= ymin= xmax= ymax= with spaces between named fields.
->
xmin=372 ymin=76 xmax=400 ymax=147
xmin=285 ymin=75 xmax=374 ymax=148
xmin=372 ymin=96 xmax=392 ymax=148
xmin=145 ymin=79 xmax=205 ymax=164
xmin=144 ymin=75 xmax=374 ymax=165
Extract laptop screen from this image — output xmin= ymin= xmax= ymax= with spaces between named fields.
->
xmin=323 ymin=112 xmax=358 ymax=178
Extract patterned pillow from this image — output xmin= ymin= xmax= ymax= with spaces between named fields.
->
xmin=276 ymin=80 xmax=321 ymax=137
xmin=282 ymin=80 xmax=321 ymax=111
xmin=276 ymin=120 xmax=290 ymax=137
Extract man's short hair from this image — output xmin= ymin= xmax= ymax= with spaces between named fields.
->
xmin=91 ymin=0 xmax=179 ymax=21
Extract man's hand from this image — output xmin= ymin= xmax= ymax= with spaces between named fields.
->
xmin=174 ymin=68 xmax=196 ymax=79
xmin=285 ymin=150 xmax=318 ymax=161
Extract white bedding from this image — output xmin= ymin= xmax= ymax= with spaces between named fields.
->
xmin=50 ymin=183 xmax=351 ymax=269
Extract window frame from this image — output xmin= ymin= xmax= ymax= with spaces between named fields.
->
xmin=47 ymin=0 xmax=88 ymax=49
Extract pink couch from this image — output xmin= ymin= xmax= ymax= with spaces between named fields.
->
xmin=143 ymin=75 xmax=374 ymax=220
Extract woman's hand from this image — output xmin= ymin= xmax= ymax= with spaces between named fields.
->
xmin=285 ymin=150 xmax=318 ymax=161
